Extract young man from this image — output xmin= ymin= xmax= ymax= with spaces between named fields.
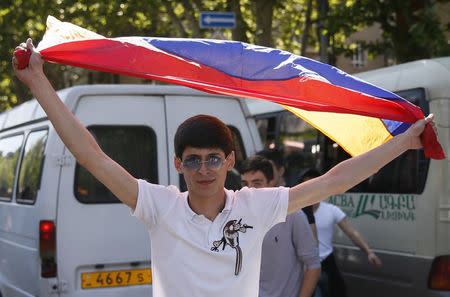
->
xmin=241 ymin=155 xmax=320 ymax=297
xmin=13 ymin=39 xmax=434 ymax=297
xmin=299 ymin=169 xmax=382 ymax=297
xmin=256 ymin=149 xmax=286 ymax=186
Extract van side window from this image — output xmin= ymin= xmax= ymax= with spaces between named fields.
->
xmin=75 ymin=126 xmax=158 ymax=204
xmin=0 ymin=134 xmax=24 ymax=201
xmin=360 ymin=88 xmax=429 ymax=194
xmin=255 ymin=115 xmax=278 ymax=147
xmin=255 ymin=88 xmax=429 ymax=194
xmin=178 ymin=125 xmax=246 ymax=191
xmin=16 ymin=130 xmax=48 ymax=204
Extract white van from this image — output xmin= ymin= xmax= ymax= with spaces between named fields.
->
xmin=246 ymin=57 xmax=450 ymax=297
xmin=0 ymin=84 xmax=261 ymax=297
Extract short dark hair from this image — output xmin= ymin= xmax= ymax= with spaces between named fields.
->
xmin=298 ymin=168 xmax=321 ymax=183
xmin=174 ymin=114 xmax=234 ymax=158
xmin=256 ymin=148 xmax=284 ymax=169
xmin=240 ymin=155 xmax=274 ymax=182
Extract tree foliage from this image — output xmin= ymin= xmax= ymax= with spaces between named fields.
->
xmin=1 ymin=0 xmax=449 ymax=111
xmin=328 ymin=0 xmax=450 ymax=63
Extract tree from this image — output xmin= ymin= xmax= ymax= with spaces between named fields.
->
xmin=2 ymin=0 xmax=448 ymax=111
xmin=328 ymin=0 xmax=450 ymax=63
xmin=253 ymin=0 xmax=277 ymax=46
xmin=1 ymin=0 xmax=185 ymax=107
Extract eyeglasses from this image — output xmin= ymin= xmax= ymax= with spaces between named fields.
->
xmin=181 ymin=154 xmax=228 ymax=171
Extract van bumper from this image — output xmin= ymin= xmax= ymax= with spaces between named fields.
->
xmin=334 ymin=246 xmax=450 ymax=297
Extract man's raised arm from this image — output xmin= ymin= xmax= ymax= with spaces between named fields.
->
xmin=288 ymin=114 xmax=435 ymax=214
xmin=13 ymin=39 xmax=138 ymax=209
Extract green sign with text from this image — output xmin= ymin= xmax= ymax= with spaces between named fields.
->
xmin=329 ymin=193 xmax=416 ymax=221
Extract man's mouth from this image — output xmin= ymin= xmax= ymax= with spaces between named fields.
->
xmin=197 ymin=179 xmax=215 ymax=185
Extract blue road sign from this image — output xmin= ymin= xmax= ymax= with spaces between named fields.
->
xmin=200 ymin=12 xmax=236 ymax=29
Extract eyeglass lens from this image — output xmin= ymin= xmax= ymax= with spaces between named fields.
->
xmin=182 ymin=155 xmax=224 ymax=170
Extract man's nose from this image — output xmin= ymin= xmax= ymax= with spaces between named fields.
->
xmin=198 ymin=162 xmax=210 ymax=174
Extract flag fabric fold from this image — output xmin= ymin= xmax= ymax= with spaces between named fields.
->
xmin=34 ymin=16 xmax=444 ymax=159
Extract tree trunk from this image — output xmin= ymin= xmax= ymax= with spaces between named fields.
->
xmin=254 ymin=0 xmax=276 ymax=47
xmin=301 ymin=0 xmax=314 ymax=56
xmin=316 ymin=0 xmax=329 ymax=63
xmin=228 ymin=0 xmax=249 ymax=42
xmin=392 ymin=1 xmax=429 ymax=63
xmin=180 ymin=0 xmax=201 ymax=37
xmin=162 ymin=0 xmax=188 ymax=37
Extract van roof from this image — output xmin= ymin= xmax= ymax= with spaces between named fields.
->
xmin=355 ymin=57 xmax=450 ymax=100
xmin=0 ymin=84 xmax=238 ymax=131
xmin=246 ymin=57 xmax=450 ymax=116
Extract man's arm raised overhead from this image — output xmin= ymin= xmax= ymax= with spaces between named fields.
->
xmin=13 ymin=39 xmax=138 ymax=210
xmin=288 ymin=114 xmax=435 ymax=214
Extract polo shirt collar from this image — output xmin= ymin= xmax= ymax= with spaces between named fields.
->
xmin=184 ymin=188 xmax=234 ymax=221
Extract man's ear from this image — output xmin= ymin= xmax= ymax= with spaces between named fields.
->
xmin=227 ymin=151 xmax=236 ymax=171
xmin=279 ymin=166 xmax=285 ymax=177
xmin=174 ymin=156 xmax=183 ymax=173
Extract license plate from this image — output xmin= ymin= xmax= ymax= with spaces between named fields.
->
xmin=81 ymin=268 xmax=152 ymax=289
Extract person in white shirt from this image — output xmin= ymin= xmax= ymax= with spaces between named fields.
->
xmin=13 ymin=39 xmax=434 ymax=297
xmin=299 ymin=169 xmax=382 ymax=297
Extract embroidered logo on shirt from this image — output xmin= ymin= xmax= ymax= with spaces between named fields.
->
xmin=211 ymin=218 xmax=253 ymax=275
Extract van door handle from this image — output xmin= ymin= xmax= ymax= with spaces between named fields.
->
xmin=439 ymin=204 xmax=450 ymax=222
xmin=54 ymin=155 xmax=74 ymax=167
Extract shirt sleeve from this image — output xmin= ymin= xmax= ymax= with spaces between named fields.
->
xmin=291 ymin=212 xmax=321 ymax=269
xmin=238 ymin=186 xmax=289 ymax=233
xmin=332 ymin=204 xmax=347 ymax=223
xmin=131 ymin=179 xmax=179 ymax=228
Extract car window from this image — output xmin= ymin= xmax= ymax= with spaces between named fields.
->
xmin=16 ymin=129 xmax=48 ymax=204
xmin=255 ymin=88 xmax=430 ymax=194
xmin=0 ymin=134 xmax=24 ymax=201
xmin=75 ymin=126 xmax=158 ymax=203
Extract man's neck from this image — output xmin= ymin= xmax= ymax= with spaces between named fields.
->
xmin=187 ymin=191 xmax=226 ymax=221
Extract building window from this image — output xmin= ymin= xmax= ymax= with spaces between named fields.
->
xmin=352 ymin=43 xmax=366 ymax=68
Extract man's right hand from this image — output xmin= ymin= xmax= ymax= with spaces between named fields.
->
xmin=368 ymin=251 xmax=383 ymax=268
xmin=12 ymin=38 xmax=45 ymax=88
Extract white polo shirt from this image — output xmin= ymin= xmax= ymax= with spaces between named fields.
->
xmin=132 ymin=179 xmax=289 ymax=297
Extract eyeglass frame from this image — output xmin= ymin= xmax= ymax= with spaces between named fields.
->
xmin=179 ymin=153 xmax=232 ymax=172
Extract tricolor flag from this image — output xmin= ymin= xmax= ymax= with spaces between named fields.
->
xmin=27 ymin=16 xmax=445 ymax=159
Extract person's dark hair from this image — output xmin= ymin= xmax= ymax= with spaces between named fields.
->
xmin=240 ymin=155 xmax=274 ymax=182
xmin=174 ymin=115 xmax=234 ymax=158
xmin=256 ymin=148 xmax=284 ymax=169
xmin=225 ymin=169 xmax=242 ymax=191
xmin=298 ymin=168 xmax=321 ymax=183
